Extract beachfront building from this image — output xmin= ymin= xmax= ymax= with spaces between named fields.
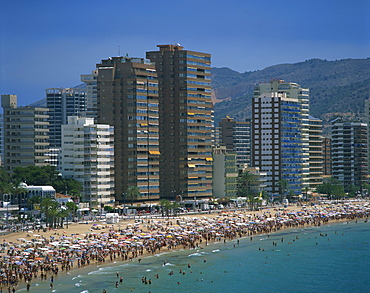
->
xmin=46 ymin=87 xmax=87 ymax=148
xmin=146 ymin=44 xmax=213 ymax=201
xmin=11 ymin=182 xmax=56 ymax=210
xmin=218 ymin=117 xmax=252 ymax=168
xmin=60 ymin=116 xmax=115 ymax=206
xmin=96 ymin=56 xmax=160 ymax=203
xmin=308 ymin=116 xmax=324 ymax=190
xmin=212 ymin=146 xmax=238 ymax=198
xmin=322 ymin=137 xmax=332 ymax=175
xmin=1 ymin=94 xmax=50 ymax=173
xmin=252 ymin=80 xmax=310 ymax=198
xmin=365 ymin=98 xmax=370 ymax=176
xmin=331 ymin=119 xmax=368 ymax=189
xmin=0 ymin=114 xmax=3 ymax=166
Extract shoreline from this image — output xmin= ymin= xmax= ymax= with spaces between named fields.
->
xmin=18 ymin=217 xmax=369 ymax=293
xmin=1 ymin=201 xmax=368 ymax=292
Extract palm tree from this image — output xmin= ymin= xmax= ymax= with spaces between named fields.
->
xmin=278 ymin=179 xmax=289 ymax=202
xmin=126 ymin=186 xmax=140 ymax=206
xmin=238 ymin=171 xmax=259 ymax=210
xmin=40 ymin=197 xmax=59 ymax=228
xmin=159 ymin=199 xmax=171 ymax=217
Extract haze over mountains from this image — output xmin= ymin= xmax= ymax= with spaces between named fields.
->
xmin=212 ymin=58 xmax=370 ymax=129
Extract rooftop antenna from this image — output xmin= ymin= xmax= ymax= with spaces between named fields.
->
xmin=118 ymin=45 xmax=121 ymax=56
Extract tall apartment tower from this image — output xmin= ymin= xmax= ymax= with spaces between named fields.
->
xmin=46 ymin=87 xmax=87 ymax=148
xmin=146 ymin=45 xmax=213 ymax=200
xmin=80 ymin=69 xmax=99 ymax=118
xmin=365 ymin=98 xmax=370 ymax=176
xmin=308 ymin=116 xmax=323 ymax=190
xmin=96 ymin=57 xmax=160 ymax=202
xmin=0 ymin=114 xmax=3 ymax=166
xmin=331 ymin=119 xmax=368 ymax=188
xmin=1 ymin=94 xmax=49 ymax=172
xmin=252 ymin=80 xmax=310 ymax=197
xmin=60 ymin=116 xmax=115 ymax=205
xmin=218 ymin=117 xmax=252 ymax=168
xmin=322 ymin=137 xmax=332 ymax=175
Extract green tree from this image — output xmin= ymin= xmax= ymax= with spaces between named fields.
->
xmin=170 ymin=201 xmax=181 ymax=217
xmin=66 ymin=201 xmax=78 ymax=218
xmin=316 ymin=178 xmax=345 ymax=200
xmin=278 ymin=179 xmax=289 ymax=202
xmin=40 ymin=197 xmax=59 ymax=228
xmin=159 ymin=199 xmax=171 ymax=217
xmin=238 ymin=171 xmax=260 ymax=210
xmin=12 ymin=166 xmax=82 ymax=199
xmin=126 ymin=186 xmax=140 ymax=206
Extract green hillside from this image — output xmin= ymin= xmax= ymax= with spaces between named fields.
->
xmin=212 ymin=58 xmax=370 ymax=125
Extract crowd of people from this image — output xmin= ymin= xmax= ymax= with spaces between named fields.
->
xmin=0 ymin=201 xmax=369 ymax=292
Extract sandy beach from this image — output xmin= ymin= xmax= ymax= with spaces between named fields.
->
xmin=0 ymin=201 xmax=369 ymax=292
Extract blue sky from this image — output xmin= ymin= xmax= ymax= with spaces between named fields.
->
xmin=1 ymin=0 xmax=369 ymax=106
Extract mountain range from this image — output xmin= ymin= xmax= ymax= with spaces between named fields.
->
xmin=30 ymin=58 xmax=370 ymax=134
xmin=212 ymin=58 xmax=370 ymax=132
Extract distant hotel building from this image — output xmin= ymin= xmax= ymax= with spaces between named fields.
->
xmin=46 ymin=87 xmax=87 ymax=148
xmin=1 ymin=94 xmax=50 ymax=172
xmin=331 ymin=119 xmax=368 ymax=188
xmin=146 ymin=44 xmax=213 ymax=200
xmin=322 ymin=137 xmax=332 ymax=175
xmin=252 ymin=80 xmax=310 ymax=196
xmin=218 ymin=116 xmax=252 ymax=168
xmin=308 ymin=116 xmax=323 ymax=190
xmin=96 ymin=56 xmax=160 ymax=202
xmin=212 ymin=146 xmax=238 ymax=198
xmin=80 ymin=69 xmax=99 ymax=118
xmin=60 ymin=116 xmax=115 ymax=205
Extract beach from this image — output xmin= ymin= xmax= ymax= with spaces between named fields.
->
xmin=0 ymin=201 xmax=369 ymax=292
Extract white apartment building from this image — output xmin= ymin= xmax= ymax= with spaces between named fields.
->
xmin=252 ymin=79 xmax=310 ymax=197
xmin=60 ymin=116 xmax=115 ymax=206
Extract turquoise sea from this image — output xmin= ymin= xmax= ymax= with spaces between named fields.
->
xmin=17 ymin=220 xmax=370 ymax=293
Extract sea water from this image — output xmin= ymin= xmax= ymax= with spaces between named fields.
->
xmin=16 ymin=220 xmax=370 ymax=293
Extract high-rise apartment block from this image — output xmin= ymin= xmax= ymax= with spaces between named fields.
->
xmin=322 ymin=137 xmax=332 ymax=175
xmin=218 ymin=117 xmax=251 ymax=168
xmin=1 ymin=94 xmax=50 ymax=172
xmin=252 ymin=80 xmax=310 ymax=197
xmin=80 ymin=69 xmax=98 ymax=118
xmin=365 ymin=98 xmax=370 ymax=176
xmin=146 ymin=45 xmax=213 ymax=200
xmin=331 ymin=119 xmax=368 ymax=188
xmin=308 ymin=116 xmax=323 ymax=190
xmin=96 ymin=57 xmax=160 ymax=202
xmin=46 ymin=87 xmax=87 ymax=148
xmin=60 ymin=116 xmax=115 ymax=205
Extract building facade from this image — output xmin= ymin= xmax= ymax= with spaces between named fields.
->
xmin=146 ymin=44 xmax=213 ymax=200
xmin=46 ymin=87 xmax=87 ymax=148
xmin=252 ymin=80 xmax=310 ymax=197
xmin=218 ymin=117 xmax=252 ymax=168
xmin=80 ymin=69 xmax=99 ymax=119
xmin=331 ymin=119 xmax=368 ymax=189
xmin=322 ymin=137 xmax=332 ymax=175
xmin=308 ymin=116 xmax=324 ymax=190
xmin=96 ymin=57 xmax=160 ymax=202
xmin=1 ymin=94 xmax=50 ymax=172
xmin=212 ymin=146 xmax=238 ymax=198
xmin=60 ymin=116 xmax=115 ymax=205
